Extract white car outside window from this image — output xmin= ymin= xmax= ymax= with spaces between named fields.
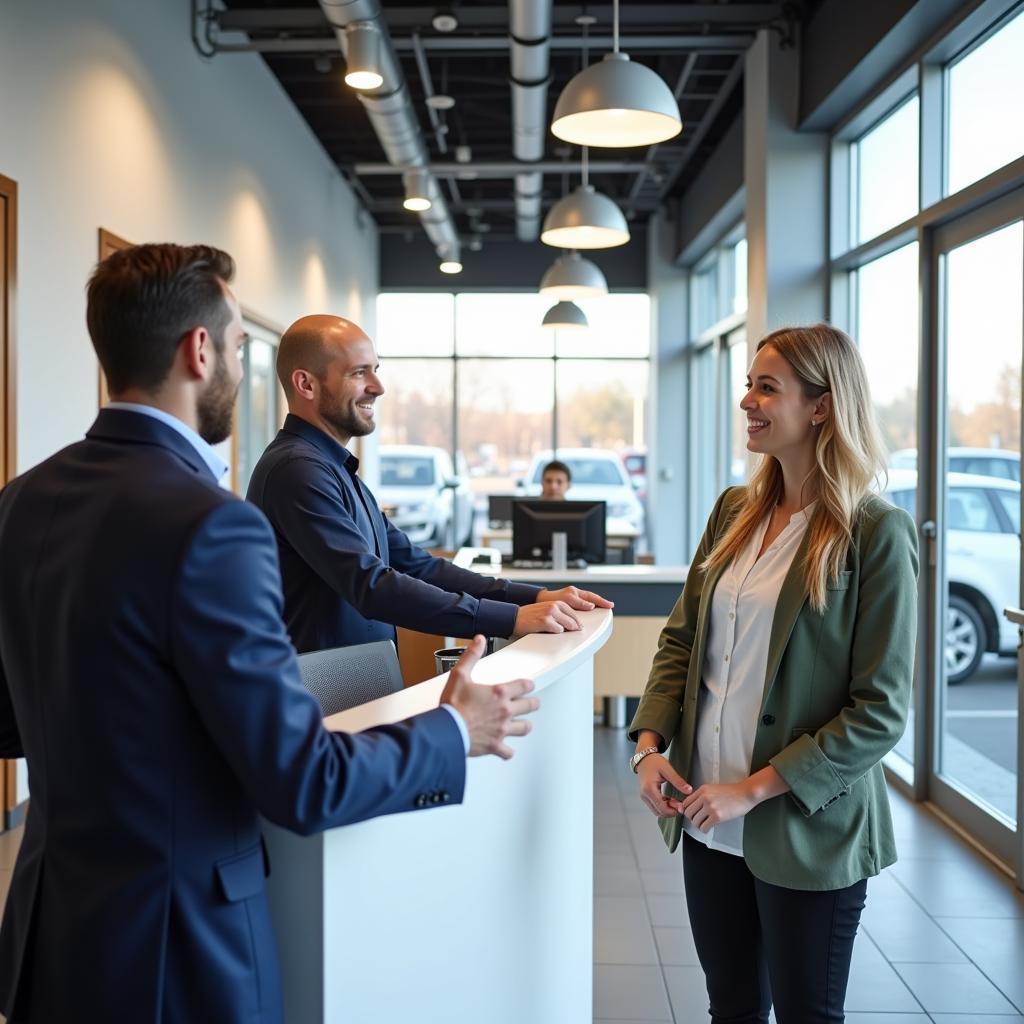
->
xmin=885 ymin=469 xmax=1019 ymax=683
xmin=520 ymin=449 xmax=645 ymax=536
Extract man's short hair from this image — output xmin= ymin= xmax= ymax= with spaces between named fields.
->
xmin=542 ymin=460 xmax=572 ymax=481
xmin=86 ymin=243 xmax=235 ymax=394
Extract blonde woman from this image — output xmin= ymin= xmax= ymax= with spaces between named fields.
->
xmin=629 ymin=325 xmax=918 ymax=1023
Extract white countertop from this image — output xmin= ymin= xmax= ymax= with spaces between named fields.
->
xmin=452 ymin=548 xmax=689 ymax=584
xmin=324 ymin=607 xmax=614 ymax=733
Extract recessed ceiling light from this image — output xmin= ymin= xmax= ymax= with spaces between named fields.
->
xmin=431 ymin=10 xmax=458 ymax=33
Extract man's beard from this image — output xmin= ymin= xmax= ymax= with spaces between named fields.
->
xmin=197 ymin=347 xmax=237 ymax=445
xmin=318 ymin=390 xmax=376 ymax=440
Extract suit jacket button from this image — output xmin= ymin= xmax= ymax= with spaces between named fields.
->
xmin=761 ymin=714 xmax=775 ymax=726
xmin=415 ymin=794 xmax=427 ymax=807
xmin=441 ymin=791 xmax=450 ymax=802
xmin=430 ymin=793 xmax=442 ymax=804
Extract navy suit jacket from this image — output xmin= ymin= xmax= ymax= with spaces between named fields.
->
xmin=247 ymin=415 xmax=541 ymax=654
xmin=0 ymin=409 xmax=466 ymax=1024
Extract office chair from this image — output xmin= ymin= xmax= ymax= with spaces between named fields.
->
xmin=297 ymin=639 xmax=404 ymax=716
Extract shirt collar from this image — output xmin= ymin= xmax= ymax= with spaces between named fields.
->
xmin=106 ymin=402 xmax=229 ymax=483
xmin=281 ymin=413 xmax=359 ymax=474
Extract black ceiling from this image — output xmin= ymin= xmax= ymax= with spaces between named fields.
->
xmin=205 ymin=2 xmax=818 ymax=242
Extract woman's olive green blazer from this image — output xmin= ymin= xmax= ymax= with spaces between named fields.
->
xmin=629 ymin=486 xmax=919 ymax=891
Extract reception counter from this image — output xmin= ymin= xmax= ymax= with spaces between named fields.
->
xmin=458 ymin=555 xmax=688 ymax=702
xmin=265 ymin=609 xmax=612 ymax=1024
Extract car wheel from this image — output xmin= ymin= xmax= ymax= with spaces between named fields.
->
xmin=945 ymin=595 xmax=985 ymax=685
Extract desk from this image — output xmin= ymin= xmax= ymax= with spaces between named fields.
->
xmin=459 ymin=555 xmax=687 ymax=723
xmin=481 ymin=520 xmax=642 ymax=563
xmin=265 ymin=610 xmax=612 ymax=1024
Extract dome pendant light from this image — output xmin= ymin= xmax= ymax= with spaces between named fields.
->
xmin=541 ymin=300 xmax=589 ymax=330
xmin=438 ymin=243 xmax=463 ymax=274
xmin=551 ymin=0 xmax=682 ymax=148
xmin=541 ymin=148 xmax=629 ymax=249
xmin=402 ymin=169 xmax=433 ymax=212
xmin=539 ymin=251 xmax=608 ymax=300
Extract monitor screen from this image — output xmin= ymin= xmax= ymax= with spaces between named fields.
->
xmin=512 ymin=499 xmax=607 ymax=565
xmin=488 ymin=494 xmax=515 ymax=527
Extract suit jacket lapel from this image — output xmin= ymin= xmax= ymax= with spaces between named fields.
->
xmin=760 ymin=528 xmax=813 ymax=711
xmin=689 ymin=557 xmax=730 ymax=691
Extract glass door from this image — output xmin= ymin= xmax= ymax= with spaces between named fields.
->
xmin=929 ymin=188 xmax=1023 ymax=876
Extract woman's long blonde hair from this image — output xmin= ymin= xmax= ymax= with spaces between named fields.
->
xmin=701 ymin=324 xmax=888 ymax=612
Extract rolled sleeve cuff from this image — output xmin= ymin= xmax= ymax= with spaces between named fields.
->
xmin=473 ymin=597 xmax=519 ymax=639
xmin=504 ymin=581 xmax=543 ymax=605
xmin=769 ymin=733 xmax=850 ymax=817
xmin=627 ymin=695 xmax=683 ymax=747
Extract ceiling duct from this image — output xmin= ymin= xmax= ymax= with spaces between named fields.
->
xmin=509 ymin=0 xmax=552 ymax=242
xmin=318 ymin=0 xmax=458 ymax=257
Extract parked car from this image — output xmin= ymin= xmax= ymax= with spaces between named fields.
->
xmin=621 ymin=447 xmax=648 ymax=501
xmin=884 ymin=469 xmax=1019 ymax=683
xmin=519 ymin=448 xmax=645 ymax=536
xmin=890 ymin=447 xmax=1020 ymax=482
xmin=377 ymin=445 xmax=473 ymax=549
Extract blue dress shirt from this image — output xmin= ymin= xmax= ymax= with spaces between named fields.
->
xmin=247 ymin=415 xmax=542 ymax=656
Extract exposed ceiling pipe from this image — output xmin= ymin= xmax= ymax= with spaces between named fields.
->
xmin=317 ymin=0 xmax=458 ymax=257
xmin=509 ymin=0 xmax=553 ymax=242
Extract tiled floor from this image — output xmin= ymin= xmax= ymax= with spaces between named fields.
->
xmin=0 ymin=733 xmax=1020 ymax=1023
xmin=594 ymin=726 xmax=1024 ymax=1023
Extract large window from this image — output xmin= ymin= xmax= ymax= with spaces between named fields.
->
xmin=234 ymin=316 xmax=283 ymax=495
xmin=375 ymin=292 xmax=651 ymax=546
xmin=946 ymin=7 xmax=1024 ymax=196
xmin=852 ymin=95 xmax=919 ymax=243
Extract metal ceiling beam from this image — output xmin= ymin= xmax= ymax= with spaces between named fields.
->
xmin=217 ymin=6 xmax=783 ymax=32
xmin=199 ymin=35 xmax=752 ymax=55
xmin=354 ymin=161 xmax=648 ymax=177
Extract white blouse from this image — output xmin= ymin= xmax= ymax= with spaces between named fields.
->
xmin=682 ymin=503 xmax=813 ymax=856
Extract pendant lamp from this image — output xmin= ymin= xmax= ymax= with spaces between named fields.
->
xmin=541 ymin=300 xmax=589 ymax=330
xmin=539 ymin=251 xmax=608 ymax=300
xmin=541 ymin=149 xmax=629 ymax=249
xmin=551 ymin=0 xmax=681 ymax=148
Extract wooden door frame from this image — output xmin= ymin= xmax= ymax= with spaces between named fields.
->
xmin=0 ymin=173 xmax=16 ymax=825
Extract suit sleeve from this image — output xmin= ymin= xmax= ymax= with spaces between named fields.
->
xmin=627 ymin=487 xmax=736 ymax=748
xmin=769 ymin=508 xmax=919 ymax=816
xmin=171 ymin=499 xmax=467 ymax=836
xmin=383 ymin=517 xmax=542 ymax=608
xmin=262 ymin=457 xmax=522 ymax=638
xmin=0 ymin=646 xmax=22 ymax=759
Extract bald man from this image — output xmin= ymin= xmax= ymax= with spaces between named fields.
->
xmin=247 ymin=315 xmax=612 ymax=657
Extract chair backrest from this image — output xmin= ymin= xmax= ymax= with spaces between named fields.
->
xmin=297 ymin=639 xmax=404 ymax=717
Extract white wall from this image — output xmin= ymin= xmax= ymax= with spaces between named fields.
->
xmin=0 ymin=0 xmax=378 ymax=472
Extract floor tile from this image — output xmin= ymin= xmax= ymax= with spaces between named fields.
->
xmin=934 ymin=917 xmax=1024 ymax=1012
xmin=652 ymin=926 xmax=700 ymax=966
xmin=893 ymin=962 xmax=1018 ymax=1014
xmin=887 ymin=858 xmax=1024 ymax=919
xmin=844 ymin=934 xmax=923 ymax=1013
xmin=593 ymin=964 xmax=672 ymax=1021
xmin=644 ymin=889 xmax=688 ymax=929
xmin=594 ymin=896 xmax=659 ymax=966
xmin=843 ymin=1015 xmax=929 ymax=1023
xmin=928 ymin=1016 xmax=1023 ymax=1022
xmin=640 ymin=868 xmax=683 ymax=894
xmin=662 ymin=965 xmax=711 ymax=1022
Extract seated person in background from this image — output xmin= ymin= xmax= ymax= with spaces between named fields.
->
xmin=247 ymin=316 xmax=613 ymax=655
xmin=540 ymin=459 xmax=572 ymax=500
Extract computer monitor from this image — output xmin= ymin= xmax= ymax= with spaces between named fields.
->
xmin=512 ymin=499 xmax=606 ymax=565
xmin=488 ymin=494 xmax=515 ymax=528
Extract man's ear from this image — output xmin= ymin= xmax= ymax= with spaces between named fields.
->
xmin=290 ymin=368 xmax=317 ymax=401
xmin=180 ymin=326 xmax=213 ymax=382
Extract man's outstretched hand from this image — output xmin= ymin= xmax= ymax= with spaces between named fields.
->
xmin=440 ymin=636 xmax=539 ymax=759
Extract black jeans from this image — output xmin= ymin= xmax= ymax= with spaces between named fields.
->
xmin=681 ymin=832 xmax=867 ymax=1024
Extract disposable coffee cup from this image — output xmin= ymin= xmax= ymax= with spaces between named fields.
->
xmin=434 ymin=647 xmax=465 ymax=675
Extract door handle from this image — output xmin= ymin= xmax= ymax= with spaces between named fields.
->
xmin=1003 ymin=607 xmax=1024 ymax=626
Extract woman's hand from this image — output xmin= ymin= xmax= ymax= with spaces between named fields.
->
xmin=679 ymin=782 xmax=759 ymax=831
xmin=636 ymin=753 xmax=692 ymax=818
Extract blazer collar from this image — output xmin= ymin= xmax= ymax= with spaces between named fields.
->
xmin=86 ymin=407 xmax=217 ymax=482
xmin=281 ymin=414 xmax=359 ymax=473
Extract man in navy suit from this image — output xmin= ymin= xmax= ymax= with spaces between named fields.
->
xmin=0 ymin=244 xmax=538 ymax=1024
xmin=247 ymin=315 xmax=613 ymax=655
